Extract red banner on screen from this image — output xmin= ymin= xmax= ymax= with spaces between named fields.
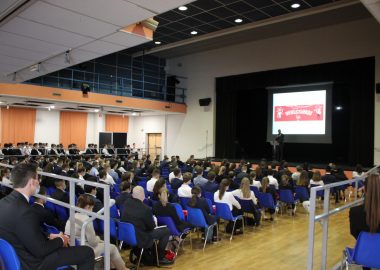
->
xmin=274 ymin=104 xmax=324 ymax=121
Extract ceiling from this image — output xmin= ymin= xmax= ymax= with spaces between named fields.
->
xmin=0 ymin=95 xmax=180 ymax=116
xmin=122 ymin=0 xmax=350 ymax=54
xmin=0 ymin=0 xmax=194 ymax=83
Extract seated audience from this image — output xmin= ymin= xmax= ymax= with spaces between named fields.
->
xmin=177 ymin=172 xmax=193 ymax=198
xmin=121 ymin=186 xmax=172 ymax=265
xmin=152 ymin=177 xmax=178 ymax=203
xmin=259 ymin=177 xmax=277 ymax=221
xmin=170 ymin=168 xmax=183 ymax=190
xmin=193 ymin=166 xmax=208 ymax=187
xmin=0 ymin=163 xmax=94 ymax=270
xmin=187 ymin=186 xmax=218 ymax=242
xmin=232 ymin=177 xmax=261 ymax=226
xmin=267 ymin=169 xmax=279 ymax=190
xmin=249 ymin=171 xmax=261 ymax=189
xmin=203 ymin=171 xmax=219 ymax=193
xmin=309 ymin=170 xmax=324 ymax=187
xmin=51 ymin=179 xmax=69 ymax=204
xmin=84 ymin=184 xmax=103 ymax=213
xmin=279 ymin=174 xmax=296 ymax=215
xmin=115 ymin=181 xmax=132 ymax=210
xmin=65 ymin=194 xmax=129 ymax=270
xmin=147 ymin=169 xmax=160 ymax=192
xmin=169 ymin=167 xmax=182 ymax=183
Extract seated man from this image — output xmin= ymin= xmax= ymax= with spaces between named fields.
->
xmin=0 ymin=163 xmax=94 ymax=270
xmin=51 ymin=179 xmax=69 ymax=204
xmin=121 ymin=186 xmax=172 ymax=265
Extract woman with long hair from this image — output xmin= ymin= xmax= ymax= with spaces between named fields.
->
xmin=232 ymin=178 xmax=261 ymax=226
xmin=309 ymin=170 xmax=324 ymax=187
xmin=259 ymin=177 xmax=277 ymax=221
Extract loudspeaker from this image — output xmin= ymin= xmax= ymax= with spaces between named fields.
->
xmin=199 ymin=98 xmax=211 ymax=106
xmin=376 ymin=83 xmax=380 ymax=94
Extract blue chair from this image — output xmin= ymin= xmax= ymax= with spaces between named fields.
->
xmin=156 ymin=216 xmax=192 ymax=255
xmin=187 ymin=207 xmax=218 ymax=250
xmin=257 ymin=193 xmax=276 ymax=210
xmin=110 ymin=205 xmax=120 ymax=219
xmin=45 ymin=201 xmax=56 ymax=214
xmin=171 ymin=203 xmax=185 ymax=221
xmin=205 ymin=198 xmax=213 ymax=214
xmin=117 ymin=221 xmax=159 ymax=269
xmin=250 ymin=186 xmax=260 ymax=197
xmin=279 ymin=189 xmax=295 ymax=215
xmin=342 ymin=232 xmax=380 ymax=269
xmin=55 ymin=205 xmax=69 ymax=222
xmin=203 ymin=191 xmax=214 ymax=204
xmin=43 ymin=223 xmax=60 ymax=234
xmin=137 ymin=181 xmax=148 ymax=197
xmin=179 ymin=197 xmax=190 ymax=209
xmin=99 ymin=218 xmax=118 ymax=240
xmin=295 ymin=186 xmax=309 ymax=201
xmin=46 ymin=187 xmax=57 ymax=195
xmin=215 ymin=202 xmax=244 ymax=241
xmin=0 ymin=238 xmax=20 ymax=270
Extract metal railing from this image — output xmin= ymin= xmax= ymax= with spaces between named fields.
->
xmin=0 ymin=163 xmax=112 ymax=270
xmin=307 ymin=164 xmax=380 ymax=270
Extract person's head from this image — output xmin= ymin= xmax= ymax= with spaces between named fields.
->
xmin=158 ymin=188 xmax=169 ymax=206
xmin=188 ymin=186 xmax=202 ymax=208
xmin=218 ymin=179 xmax=230 ymax=200
xmin=54 ymin=179 xmax=66 ymax=190
xmin=207 ymin=171 xmax=216 ymax=182
xmin=281 ymin=174 xmax=289 ymax=186
xmin=1 ymin=168 xmax=10 ymax=179
xmin=132 ymin=186 xmax=145 ymax=202
xmin=98 ymin=170 xmax=107 ymax=180
xmin=77 ymin=194 xmax=95 ymax=211
xmin=241 ymin=165 xmax=248 ymax=173
xmin=153 ymin=177 xmax=166 ymax=195
xmin=173 ymin=168 xmax=181 ymax=178
xmin=195 ymin=166 xmax=203 ymax=176
xmin=219 ymin=166 xmax=226 ymax=175
xmin=183 ymin=172 xmax=192 ymax=184
xmin=152 ymin=169 xmax=160 ymax=179
xmin=120 ymin=181 xmax=131 ymax=193
xmin=296 ymin=165 xmax=302 ymax=172
xmin=84 ymin=184 xmax=97 ymax=195
xmin=261 ymin=177 xmax=270 ymax=192
xmin=249 ymin=171 xmax=256 ymax=181
xmin=92 ymin=161 xmax=99 ymax=169
xmin=364 ymin=174 xmax=380 ymax=233
xmin=77 ymin=167 xmax=85 ymax=176
xmin=240 ymin=177 xmax=251 ymax=199
xmin=298 ymin=170 xmax=309 ymax=186
xmin=278 ymin=129 xmax=281 ymax=134
xmin=35 ymin=186 xmax=48 ymax=204
xmin=312 ymin=171 xmax=322 ymax=182
xmin=268 ymin=169 xmax=274 ymax=176
xmin=355 ymin=164 xmax=363 ymax=174
xmin=325 ymin=165 xmax=332 ymax=173
xmin=10 ymin=163 xmax=40 ymax=196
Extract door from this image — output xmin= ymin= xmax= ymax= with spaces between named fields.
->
xmin=148 ymin=133 xmax=162 ymax=159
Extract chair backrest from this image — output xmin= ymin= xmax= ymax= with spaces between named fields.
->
xmin=117 ymin=221 xmax=138 ymax=247
xmin=179 ymin=197 xmax=190 ymax=209
xmin=55 ymin=205 xmax=69 ymax=221
xmin=110 ymin=205 xmax=120 ymax=219
xmin=279 ymin=189 xmax=295 ymax=204
xmin=353 ymin=232 xmax=380 ymax=268
xmin=257 ymin=192 xmax=275 ymax=209
xmin=187 ymin=207 xmax=208 ymax=228
xmin=310 ymin=185 xmax=324 ymax=197
xmin=235 ymin=197 xmax=254 ymax=213
xmin=205 ymin=198 xmax=213 ymax=213
xmin=203 ymin=191 xmax=214 ymax=204
xmin=157 ymin=216 xmax=181 ymax=236
xmin=0 ymin=239 xmax=21 ymax=270
xmin=250 ymin=186 xmax=259 ymax=197
xmin=215 ymin=202 xmax=234 ymax=221
xmin=171 ymin=203 xmax=185 ymax=221
xmin=295 ymin=186 xmax=309 ymax=201
xmin=43 ymin=223 xmax=60 ymax=234
xmin=99 ymin=219 xmax=117 ymax=239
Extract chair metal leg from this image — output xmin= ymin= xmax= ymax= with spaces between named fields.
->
xmin=136 ymin=248 xmax=144 ymax=270
xmin=230 ymin=220 xmax=237 ymax=241
xmin=203 ymin=226 xmax=211 ymax=250
xmin=241 ymin=216 xmax=244 ymax=234
xmin=154 ymin=240 xmax=159 ymax=267
xmin=118 ymin=240 xmax=123 ymax=250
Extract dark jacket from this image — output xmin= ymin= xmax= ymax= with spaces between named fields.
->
xmin=187 ymin=197 xmax=216 ymax=225
xmin=153 ymin=201 xmax=191 ymax=232
xmin=0 ymin=191 xmax=63 ymax=270
xmin=51 ymin=189 xmax=69 ymax=204
xmin=31 ymin=202 xmax=65 ymax=231
xmin=121 ymin=197 xmax=156 ymax=248
xmin=203 ymin=181 xmax=219 ymax=193
xmin=170 ymin=178 xmax=183 ymax=190
xmin=115 ymin=192 xmax=132 ymax=209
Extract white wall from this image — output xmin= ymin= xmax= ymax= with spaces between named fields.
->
xmin=165 ymin=18 xmax=380 ymax=163
xmin=34 ymin=109 xmax=60 ymax=144
xmin=86 ymin=112 xmax=105 ymax=146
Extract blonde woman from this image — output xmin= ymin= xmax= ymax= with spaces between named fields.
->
xmin=232 ymin=178 xmax=261 ymax=226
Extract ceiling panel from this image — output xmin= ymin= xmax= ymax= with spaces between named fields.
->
xmin=1 ymin=17 xmax=93 ymax=48
xmin=43 ymin=0 xmax=155 ymax=27
xmin=0 ymin=54 xmax=33 ymax=67
xmin=127 ymin=0 xmax=195 ymax=14
xmin=0 ymin=44 xmax=49 ymax=62
xmin=101 ymin=32 xmax=151 ymax=47
xmin=0 ymin=31 xmax=67 ymax=55
xmin=18 ymin=1 xmax=119 ymax=39
xmin=77 ymin=40 xmax=126 ymax=55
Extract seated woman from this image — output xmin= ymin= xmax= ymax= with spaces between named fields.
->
xmin=232 ymin=177 xmax=261 ymax=226
xmin=65 ymin=194 xmax=130 ymax=270
xmin=296 ymin=170 xmax=310 ymax=192
xmin=214 ymin=179 xmax=243 ymax=233
xmin=187 ymin=186 xmax=218 ymax=242
xmin=259 ymin=177 xmax=277 ymax=221
xmin=153 ymin=189 xmax=191 ymax=246
xmin=349 ymin=174 xmax=380 ymax=270
xmin=309 ymin=170 xmax=324 ymax=187
xmin=279 ymin=174 xmax=296 ymax=215
xmin=152 ymin=178 xmax=178 ymax=203
xmin=249 ymin=171 xmax=261 ymax=189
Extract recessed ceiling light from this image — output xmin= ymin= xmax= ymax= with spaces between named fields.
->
xmin=94 ymin=109 xmax=99 ymax=113
xmin=235 ymin=18 xmax=243 ymax=23
xmin=178 ymin=6 xmax=187 ymax=11
xmin=132 ymin=112 xmax=137 ymax=116
xmin=155 ymin=41 xmax=161 ymax=45
xmin=0 ymin=101 xmax=3 ymax=104
xmin=50 ymin=105 xmax=55 ymax=109
xmin=291 ymin=3 xmax=301 ymax=8
xmin=190 ymin=30 xmax=198 ymax=35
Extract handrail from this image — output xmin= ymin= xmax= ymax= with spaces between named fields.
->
xmin=0 ymin=162 xmax=111 ymax=270
xmin=307 ymin=164 xmax=380 ymax=270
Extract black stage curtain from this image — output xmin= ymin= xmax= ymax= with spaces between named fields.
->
xmin=215 ymin=57 xmax=375 ymax=167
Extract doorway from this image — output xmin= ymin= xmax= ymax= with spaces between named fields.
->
xmin=147 ymin=133 xmax=162 ymax=159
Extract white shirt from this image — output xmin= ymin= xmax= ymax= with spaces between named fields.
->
xmin=169 ymin=172 xmax=183 ymax=183
xmin=352 ymin=171 xmax=364 ymax=178
xmin=2 ymin=176 xmax=11 ymax=185
xmin=251 ymin=180 xmax=261 ymax=189
xmin=177 ymin=184 xmax=192 ymax=198
xmin=147 ymin=177 xmax=158 ymax=192
xmin=268 ymin=175 xmax=279 ymax=190
xmin=89 ymin=167 xmax=99 ymax=177
xmin=104 ymin=173 xmax=115 ymax=185
xmin=232 ymin=189 xmax=257 ymax=205
xmin=102 ymin=148 xmax=111 ymax=156
xmin=292 ymin=172 xmax=301 ymax=182
xmin=309 ymin=180 xmax=324 ymax=187
xmin=214 ymin=190 xmax=241 ymax=211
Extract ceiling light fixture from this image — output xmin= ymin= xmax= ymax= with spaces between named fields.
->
xmin=190 ymin=30 xmax=198 ymax=35
xmin=291 ymin=3 xmax=301 ymax=8
xmin=94 ymin=109 xmax=100 ymax=113
xmin=30 ymin=63 xmax=41 ymax=72
xmin=132 ymin=112 xmax=137 ymax=116
xmin=65 ymin=49 xmax=71 ymax=64
xmin=178 ymin=6 xmax=188 ymax=11
xmin=155 ymin=41 xmax=161 ymax=45
xmin=235 ymin=18 xmax=243 ymax=23
xmin=50 ymin=105 xmax=55 ymax=109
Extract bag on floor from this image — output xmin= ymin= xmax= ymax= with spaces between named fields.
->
xmin=129 ymin=246 xmax=157 ymax=266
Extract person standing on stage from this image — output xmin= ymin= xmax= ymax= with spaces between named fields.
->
xmin=275 ymin=129 xmax=285 ymax=161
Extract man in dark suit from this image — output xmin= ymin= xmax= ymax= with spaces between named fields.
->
xmin=84 ymin=184 xmax=103 ymax=213
xmin=322 ymin=165 xmax=339 ymax=203
xmin=0 ymin=163 xmax=94 ymax=270
xmin=275 ymin=129 xmax=285 ymax=161
xmin=203 ymin=171 xmax=219 ymax=193
xmin=234 ymin=164 xmax=249 ymax=187
xmin=51 ymin=179 xmax=69 ymax=204
xmin=115 ymin=181 xmax=132 ymax=209
xmin=121 ymin=186 xmax=172 ymax=265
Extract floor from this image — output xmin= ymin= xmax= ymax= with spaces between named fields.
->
xmin=120 ymin=198 xmax=358 ymax=270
